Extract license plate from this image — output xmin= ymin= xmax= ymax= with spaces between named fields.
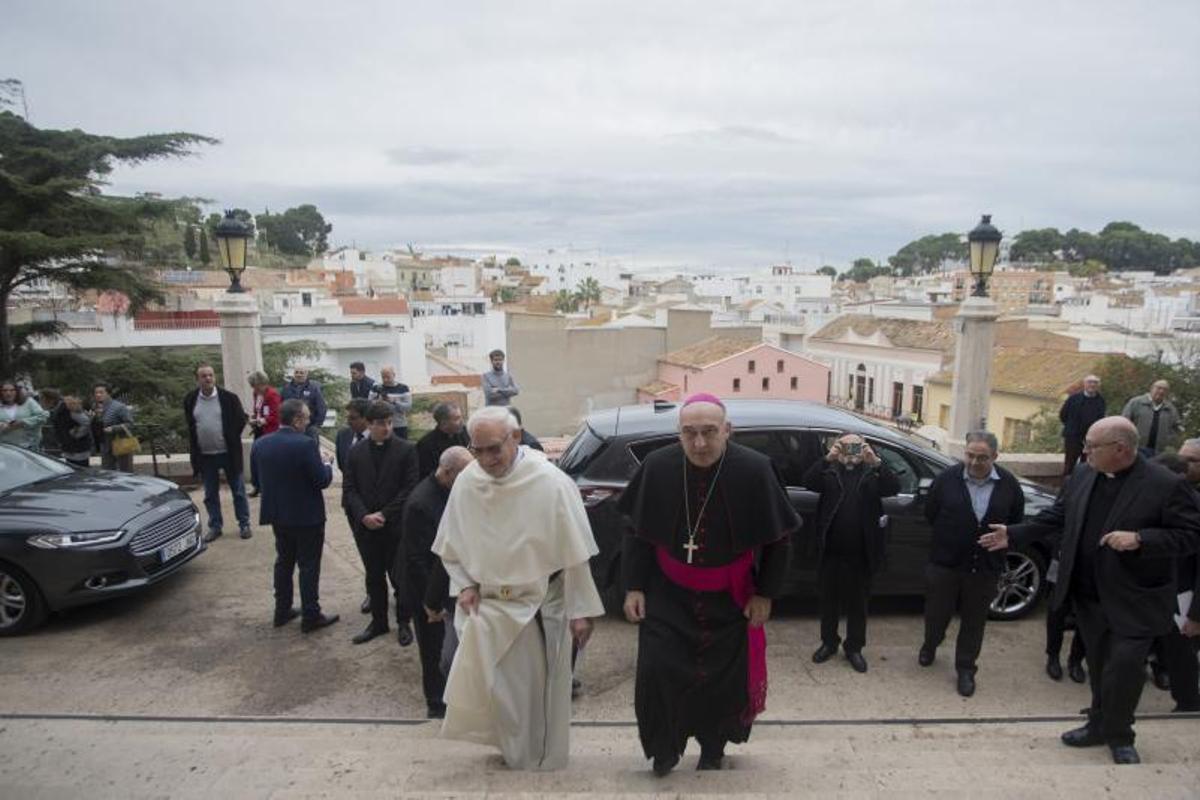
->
xmin=159 ymin=532 xmax=197 ymax=563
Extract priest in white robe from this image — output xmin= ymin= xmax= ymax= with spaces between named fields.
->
xmin=432 ymin=406 xmax=604 ymax=770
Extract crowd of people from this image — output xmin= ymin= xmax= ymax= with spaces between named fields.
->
xmin=1 ymin=360 xmax=1197 ymax=773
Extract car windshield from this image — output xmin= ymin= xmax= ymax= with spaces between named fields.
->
xmin=0 ymin=446 xmax=75 ymax=493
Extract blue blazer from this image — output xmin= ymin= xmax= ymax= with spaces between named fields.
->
xmin=251 ymin=428 xmax=332 ymax=527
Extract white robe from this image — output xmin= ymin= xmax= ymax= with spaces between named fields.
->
xmin=432 ymin=447 xmax=605 ymax=770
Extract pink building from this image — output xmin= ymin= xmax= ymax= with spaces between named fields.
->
xmin=637 ymin=336 xmax=830 ymax=404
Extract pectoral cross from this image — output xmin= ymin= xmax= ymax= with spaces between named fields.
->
xmin=683 ymin=537 xmax=700 ymax=564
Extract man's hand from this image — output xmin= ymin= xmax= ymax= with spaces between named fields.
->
xmin=361 ymin=512 xmax=386 ymax=530
xmin=570 ymin=617 xmax=593 ymax=648
xmin=862 ymin=443 xmax=880 ymax=467
xmin=1182 ymin=618 xmax=1200 ymax=638
xmin=744 ymin=595 xmax=772 ymax=628
xmin=979 ymin=523 xmax=1009 ymax=551
xmin=624 ymin=590 xmax=646 ymax=623
xmin=825 ymin=442 xmax=841 ymax=462
xmin=1099 ymin=530 xmax=1141 ymax=551
xmin=424 ymin=605 xmax=446 ymax=623
xmin=457 ymin=586 xmax=480 ymax=616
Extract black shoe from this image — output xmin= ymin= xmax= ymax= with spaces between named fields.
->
xmin=203 ymin=528 xmax=222 ymax=543
xmin=300 ymin=613 xmax=339 ymax=633
xmin=1110 ymin=744 xmax=1140 ymax=765
xmin=1171 ymin=702 xmax=1200 ymax=713
xmin=1060 ymin=724 xmax=1105 ymax=748
xmin=352 ymin=623 xmax=389 ymax=644
xmin=918 ymin=645 xmax=936 ymax=667
xmin=360 ymin=597 xmax=371 ymax=614
xmin=846 ymin=651 xmax=868 ymax=673
xmin=1046 ymin=657 xmax=1064 ymax=681
xmin=812 ymin=643 xmax=838 ymax=663
xmin=572 ymin=678 xmax=583 ymax=700
xmin=239 ymin=525 xmax=253 ymax=540
xmin=1068 ymin=661 xmax=1087 ymax=684
xmin=652 ymin=753 xmax=679 ymax=777
xmin=397 ymin=623 xmax=414 ymax=647
xmin=696 ymin=754 xmax=724 ymax=771
xmin=273 ymin=608 xmax=300 ymax=627
xmin=957 ymin=670 xmax=976 ymax=698
xmin=1150 ymin=663 xmax=1170 ymax=691
xmin=427 ymin=703 xmax=447 ymax=719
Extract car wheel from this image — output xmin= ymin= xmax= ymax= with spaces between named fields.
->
xmin=988 ymin=549 xmax=1047 ymax=621
xmin=0 ymin=563 xmax=47 ymax=636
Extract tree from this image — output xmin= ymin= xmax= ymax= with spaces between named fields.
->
xmin=575 ymin=276 xmax=602 ymax=310
xmin=553 ymin=289 xmax=579 ymax=313
xmin=817 ymin=265 xmax=837 ymax=278
xmin=1067 ymin=258 xmax=1107 ymax=279
xmin=198 ymin=229 xmax=211 ymax=266
xmin=840 ymin=258 xmax=891 ymax=283
xmin=494 ymin=286 xmax=517 ymax=304
xmin=256 ymin=204 xmax=331 ymax=256
xmin=183 ymin=225 xmax=197 ymax=260
xmin=888 ymin=233 xmax=966 ymax=276
xmin=0 ymin=108 xmax=217 ymax=375
xmin=505 ymin=257 xmax=521 ymax=267
xmin=1009 ymin=228 xmax=1064 ymax=263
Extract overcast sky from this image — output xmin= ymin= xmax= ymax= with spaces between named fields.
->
xmin=6 ymin=1 xmax=1199 ymax=270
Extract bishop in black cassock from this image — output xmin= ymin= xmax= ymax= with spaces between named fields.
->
xmin=619 ymin=394 xmax=799 ymax=775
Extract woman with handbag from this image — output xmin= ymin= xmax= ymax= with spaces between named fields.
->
xmin=92 ymin=382 xmax=137 ymax=472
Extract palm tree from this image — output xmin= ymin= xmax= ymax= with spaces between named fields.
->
xmin=575 ymin=277 xmax=602 ymax=310
xmin=553 ymin=289 xmax=579 ymax=314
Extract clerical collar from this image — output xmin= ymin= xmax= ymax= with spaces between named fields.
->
xmin=1101 ymin=460 xmax=1137 ymax=480
xmin=370 ymin=436 xmax=390 ymax=449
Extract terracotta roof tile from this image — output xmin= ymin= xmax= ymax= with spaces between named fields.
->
xmin=339 ymin=297 xmax=410 ymax=316
xmin=638 ymin=380 xmax=679 ymax=395
xmin=927 ymin=347 xmax=1125 ymax=399
xmin=810 ymin=314 xmax=956 ymax=353
xmin=660 ymin=335 xmax=761 ymax=368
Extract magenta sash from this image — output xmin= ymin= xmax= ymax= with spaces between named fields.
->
xmin=655 ymin=546 xmax=767 ymax=725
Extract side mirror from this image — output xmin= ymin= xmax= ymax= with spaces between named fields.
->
xmin=916 ymin=477 xmax=934 ymax=498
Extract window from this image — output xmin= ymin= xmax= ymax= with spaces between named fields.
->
xmin=777 ymin=359 xmax=785 ymax=373
xmin=938 ymin=403 xmax=950 ymax=429
xmin=790 ymin=376 xmax=798 ymax=390
xmin=733 ymin=378 xmax=741 ymax=392
xmin=748 ymin=360 xmax=756 ymax=374
xmin=892 ymin=382 xmax=904 ymax=418
xmin=732 ymin=429 xmax=826 ymax=486
xmin=912 ymin=386 xmax=924 ymax=421
xmin=762 ymin=377 xmax=770 ymax=391
xmin=868 ymin=377 xmax=875 ymax=404
xmin=1003 ymin=417 xmax=1033 ymax=449
xmin=302 ymin=293 xmax=313 ymax=307
xmin=684 ymin=375 xmax=689 ymax=391
xmin=867 ymin=441 xmax=921 ymax=494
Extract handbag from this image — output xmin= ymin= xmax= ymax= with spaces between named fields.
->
xmin=110 ymin=431 xmax=141 ymax=457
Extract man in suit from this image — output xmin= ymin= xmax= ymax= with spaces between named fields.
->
xmin=802 ymin=433 xmax=900 ymax=673
xmin=919 ymin=431 xmax=1025 ymax=697
xmin=251 ymin=399 xmax=338 ymax=633
xmin=1157 ymin=442 xmax=1200 ymax=712
xmin=1059 ymin=374 xmax=1105 ymax=476
xmin=336 ymin=399 xmax=374 ymax=615
xmin=343 ymin=400 xmax=420 ymax=646
xmin=415 ymin=402 xmax=469 ymax=478
xmin=981 ymin=416 xmax=1200 ymax=764
xmin=183 ymin=364 xmax=251 ymax=542
xmin=401 ymin=445 xmax=474 ymax=718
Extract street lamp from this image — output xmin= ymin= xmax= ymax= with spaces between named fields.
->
xmin=214 ymin=210 xmax=252 ymax=293
xmin=967 ymin=214 xmax=1002 ymax=297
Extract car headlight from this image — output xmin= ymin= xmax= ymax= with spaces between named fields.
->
xmin=27 ymin=530 xmax=125 ymax=549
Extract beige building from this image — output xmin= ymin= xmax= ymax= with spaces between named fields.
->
xmin=951 ymin=269 xmax=1055 ymax=314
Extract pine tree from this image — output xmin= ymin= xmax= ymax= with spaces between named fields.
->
xmin=198 ymin=230 xmax=211 ymax=266
xmin=183 ymin=225 xmax=198 ymax=259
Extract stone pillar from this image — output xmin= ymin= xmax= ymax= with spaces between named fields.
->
xmin=947 ymin=294 xmax=999 ymax=456
xmin=215 ymin=292 xmax=263 ymax=413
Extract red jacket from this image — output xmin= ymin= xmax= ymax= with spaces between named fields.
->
xmin=253 ymin=387 xmax=282 ymax=435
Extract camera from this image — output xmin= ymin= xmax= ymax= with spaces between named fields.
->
xmin=844 ymin=442 xmax=863 ymax=457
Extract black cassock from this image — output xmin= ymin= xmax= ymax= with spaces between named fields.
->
xmin=619 ymin=441 xmax=799 ymax=761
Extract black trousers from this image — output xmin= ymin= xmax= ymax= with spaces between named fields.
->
xmin=1162 ymin=628 xmax=1200 ymax=710
xmin=1045 ymin=595 xmax=1087 ymax=664
xmin=353 ymin=527 xmax=405 ymax=628
xmin=819 ymin=553 xmax=870 ymax=653
xmin=404 ymin=573 xmax=446 ymax=707
xmin=922 ymin=564 xmax=997 ymax=673
xmin=1074 ymin=597 xmax=1153 ymax=747
xmin=1062 ymin=437 xmax=1086 ymax=476
xmin=272 ymin=524 xmax=325 ymax=620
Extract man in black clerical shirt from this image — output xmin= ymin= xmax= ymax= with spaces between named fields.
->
xmin=415 ymin=402 xmax=469 ymax=478
xmin=981 ymin=417 xmax=1200 ymax=765
xmin=802 ymin=433 xmax=900 ymax=674
xmin=343 ymin=401 xmax=420 ymax=646
xmin=619 ymin=393 xmax=799 ymax=776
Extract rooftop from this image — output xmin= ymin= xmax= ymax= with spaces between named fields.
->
xmin=660 ymin=335 xmax=763 ymax=369
xmin=810 ymin=314 xmax=956 ymax=353
xmin=339 ymin=297 xmax=411 ymax=316
xmin=927 ymin=348 xmax=1121 ymax=399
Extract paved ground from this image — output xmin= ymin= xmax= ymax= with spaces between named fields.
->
xmin=1 ymin=487 xmax=1197 ymax=798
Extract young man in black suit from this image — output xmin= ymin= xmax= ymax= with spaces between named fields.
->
xmin=342 ymin=401 xmax=420 ymax=646
xmin=981 ymin=416 xmax=1200 ymax=765
xmin=919 ymin=430 xmax=1024 ymax=697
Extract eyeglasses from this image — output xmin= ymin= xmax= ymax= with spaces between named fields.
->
xmin=469 ymin=442 xmax=506 ymax=458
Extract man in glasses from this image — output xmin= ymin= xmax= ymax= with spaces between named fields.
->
xmin=618 ymin=393 xmax=799 ymax=775
xmin=980 ymin=417 xmax=1200 ymax=764
xmin=432 ymin=406 xmax=603 ymax=769
xmin=919 ymin=430 xmax=1025 ymax=697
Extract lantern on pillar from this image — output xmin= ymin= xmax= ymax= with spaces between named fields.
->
xmin=967 ymin=214 xmax=1002 ymax=297
xmin=214 ymin=210 xmax=252 ymax=293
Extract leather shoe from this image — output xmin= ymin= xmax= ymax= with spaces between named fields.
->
xmin=1068 ymin=661 xmax=1087 ymax=684
xmin=918 ymin=645 xmax=935 ymax=667
xmin=427 ymin=703 xmax=446 ymax=719
xmin=1046 ymin=657 xmax=1064 ymax=681
xmin=1150 ymin=663 xmax=1170 ymax=691
xmin=846 ymin=651 xmax=868 ymax=673
xmin=360 ymin=597 xmax=371 ymax=614
xmin=273 ymin=608 xmax=300 ymax=627
xmin=202 ymin=528 xmax=222 ymax=543
xmin=696 ymin=754 xmax=724 ymax=771
xmin=239 ymin=525 xmax=253 ymax=540
xmin=957 ymin=670 xmax=976 ymax=698
xmin=397 ymin=623 xmax=414 ymax=647
xmin=1110 ymin=744 xmax=1140 ymax=765
xmin=652 ymin=753 xmax=679 ymax=777
xmin=812 ymin=643 xmax=838 ymax=663
xmin=1060 ymin=724 xmax=1105 ymax=748
xmin=352 ymin=623 xmax=389 ymax=644
xmin=300 ymin=613 xmax=339 ymax=633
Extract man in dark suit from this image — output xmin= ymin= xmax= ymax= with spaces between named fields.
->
xmin=981 ymin=416 xmax=1200 ymax=764
xmin=802 ymin=432 xmax=900 ymax=673
xmin=1059 ymin=374 xmax=1106 ymax=476
xmin=919 ymin=431 xmax=1025 ymax=697
xmin=401 ymin=445 xmax=474 ymax=718
xmin=1155 ymin=443 xmax=1200 ymax=712
xmin=336 ymin=399 xmax=374 ymax=616
xmin=343 ymin=400 xmax=420 ymax=646
xmin=415 ymin=402 xmax=469 ymax=478
xmin=251 ymin=399 xmax=338 ymax=633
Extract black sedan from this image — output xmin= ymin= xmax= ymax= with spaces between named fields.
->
xmin=558 ymin=399 xmax=1058 ymax=621
xmin=0 ymin=444 xmax=205 ymax=635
